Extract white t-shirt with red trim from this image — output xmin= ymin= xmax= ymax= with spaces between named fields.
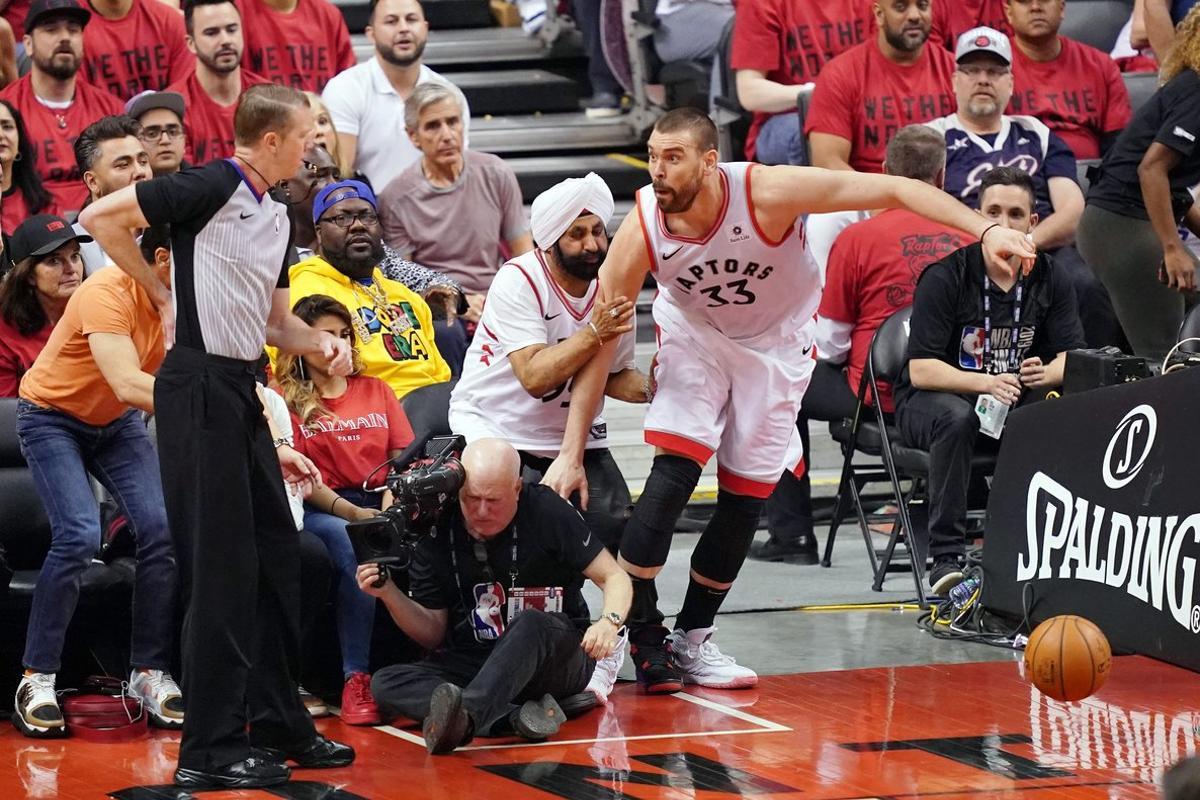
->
xmin=448 ymin=248 xmax=636 ymax=455
xmin=636 ymin=161 xmax=818 ymax=345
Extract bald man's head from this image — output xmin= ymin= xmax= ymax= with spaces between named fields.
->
xmin=459 ymin=439 xmax=523 ymax=539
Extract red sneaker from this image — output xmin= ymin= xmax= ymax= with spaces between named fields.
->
xmin=340 ymin=673 xmax=381 ymax=726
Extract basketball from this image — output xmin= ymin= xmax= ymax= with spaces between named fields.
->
xmin=1023 ymin=615 xmax=1112 ymax=702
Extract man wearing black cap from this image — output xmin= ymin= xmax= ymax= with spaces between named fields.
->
xmin=126 ymin=90 xmax=187 ymax=176
xmin=0 ymin=0 xmax=122 ymax=213
xmin=13 ymin=213 xmax=183 ymax=739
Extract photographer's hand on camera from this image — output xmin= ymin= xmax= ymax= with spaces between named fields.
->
xmin=354 ymin=562 xmax=448 ymax=651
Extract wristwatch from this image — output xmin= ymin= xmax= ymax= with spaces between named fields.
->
xmin=600 ymin=611 xmax=623 ymax=627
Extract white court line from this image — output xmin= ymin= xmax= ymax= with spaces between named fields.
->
xmin=374 ymin=691 xmax=792 ymax=751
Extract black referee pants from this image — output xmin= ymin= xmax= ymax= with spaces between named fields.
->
xmin=156 ymin=347 xmax=315 ymax=771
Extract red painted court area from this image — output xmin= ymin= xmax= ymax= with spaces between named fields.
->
xmin=3 ymin=655 xmax=1193 ymax=799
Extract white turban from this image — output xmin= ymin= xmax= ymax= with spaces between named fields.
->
xmin=530 ymin=172 xmax=615 ymax=251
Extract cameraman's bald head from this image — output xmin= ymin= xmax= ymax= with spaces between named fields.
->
xmin=459 ymin=439 xmax=523 ymax=539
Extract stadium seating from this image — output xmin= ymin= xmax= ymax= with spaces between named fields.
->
xmin=1123 ymin=71 xmax=1159 ymax=116
xmin=1059 ymin=0 xmax=1134 ymax=53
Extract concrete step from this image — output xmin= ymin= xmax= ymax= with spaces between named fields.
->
xmin=470 ymin=111 xmax=642 ymax=155
xmin=350 ymin=27 xmax=585 ymax=69
xmin=506 ymin=153 xmax=646 ymax=202
xmin=443 ymin=68 xmax=584 ymax=116
xmin=333 ymin=0 xmax=492 ymax=32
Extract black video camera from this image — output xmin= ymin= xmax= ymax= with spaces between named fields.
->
xmin=346 ymin=435 xmax=465 ymax=581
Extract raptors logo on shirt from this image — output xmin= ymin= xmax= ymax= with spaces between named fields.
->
xmin=636 ymin=162 xmax=820 ymax=344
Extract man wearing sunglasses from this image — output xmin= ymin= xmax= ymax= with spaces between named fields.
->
xmin=283 ymin=179 xmax=451 ymax=399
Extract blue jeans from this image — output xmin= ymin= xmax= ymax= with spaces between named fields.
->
xmin=16 ymin=400 xmax=177 ymax=673
xmin=302 ymin=488 xmax=381 ymax=676
xmin=756 ymin=111 xmax=807 ymax=166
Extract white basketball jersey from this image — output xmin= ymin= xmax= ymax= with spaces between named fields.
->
xmin=637 ymin=162 xmax=820 ymax=343
xmin=449 ymin=249 xmax=636 ymax=455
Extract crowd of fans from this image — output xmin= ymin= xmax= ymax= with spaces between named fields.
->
xmin=0 ymin=0 xmax=1198 ymax=772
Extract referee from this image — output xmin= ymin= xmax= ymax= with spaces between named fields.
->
xmin=80 ymin=84 xmax=354 ymax=790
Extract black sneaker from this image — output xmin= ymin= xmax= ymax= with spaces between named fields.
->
xmin=748 ymin=535 xmax=819 ymax=565
xmin=928 ymin=558 xmax=965 ymax=595
xmin=629 ymin=626 xmax=683 ymax=694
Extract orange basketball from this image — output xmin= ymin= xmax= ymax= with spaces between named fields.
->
xmin=1023 ymin=615 xmax=1112 ymax=702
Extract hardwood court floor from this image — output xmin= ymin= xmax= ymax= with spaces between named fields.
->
xmin=1 ymin=655 xmax=1191 ymax=799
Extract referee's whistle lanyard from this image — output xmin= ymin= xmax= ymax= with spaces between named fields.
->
xmin=450 ymin=524 xmax=520 ymax=603
xmin=982 ymin=274 xmax=1025 ymax=376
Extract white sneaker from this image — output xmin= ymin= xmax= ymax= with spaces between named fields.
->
xmin=129 ymin=669 xmax=184 ymax=729
xmin=667 ymin=627 xmax=758 ymax=689
xmin=586 ymin=628 xmax=628 ymax=704
xmin=12 ymin=673 xmax=65 ymax=738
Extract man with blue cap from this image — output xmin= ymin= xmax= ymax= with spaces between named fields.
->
xmin=283 ymin=178 xmax=451 ymax=398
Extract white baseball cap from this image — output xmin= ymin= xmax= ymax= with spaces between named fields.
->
xmin=955 ymin=26 xmax=1012 ymax=65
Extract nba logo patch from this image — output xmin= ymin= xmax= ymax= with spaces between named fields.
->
xmin=959 ymin=326 xmax=985 ymax=370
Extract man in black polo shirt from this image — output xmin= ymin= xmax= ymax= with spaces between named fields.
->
xmin=79 ymin=83 xmax=354 ymax=790
xmin=895 ymin=166 xmax=1085 ymax=595
xmin=359 ymin=437 xmax=632 ymax=755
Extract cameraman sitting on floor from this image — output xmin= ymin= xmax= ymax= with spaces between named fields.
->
xmin=356 ymin=438 xmax=632 ymax=755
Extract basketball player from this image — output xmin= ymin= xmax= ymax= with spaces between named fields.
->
xmin=543 ymin=107 xmax=1036 ymax=689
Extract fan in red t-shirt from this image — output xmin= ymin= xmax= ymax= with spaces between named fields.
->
xmin=169 ymin=0 xmax=269 ymax=164
xmin=730 ymin=0 xmax=873 ymax=164
xmin=930 ymin=0 xmax=1010 ymax=49
xmin=81 ymin=0 xmax=195 ymax=101
xmin=237 ymin=0 xmax=355 ymax=94
xmin=276 ymin=294 xmax=415 ymax=727
xmin=0 ymin=0 xmax=123 ymax=214
xmin=804 ymin=0 xmax=955 ymax=174
xmin=1004 ymin=0 xmax=1131 ymax=160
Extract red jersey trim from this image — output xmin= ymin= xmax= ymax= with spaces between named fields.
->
xmin=655 ymin=168 xmax=730 ymax=245
xmin=645 ymin=429 xmax=714 ymax=465
xmin=535 ymin=249 xmax=596 ymax=321
xmin=635 ymin=195 xmax=657 ymax=274
xmin=744 ymin=164 xmax=791 ymax=248
xmin=510 ymin=263 xmax=545 ymax=316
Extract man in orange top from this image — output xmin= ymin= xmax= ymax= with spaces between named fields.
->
xmin=12 ymin=219 xmax=183 ymax=739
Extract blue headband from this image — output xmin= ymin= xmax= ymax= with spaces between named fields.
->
xmin=312 ymin=179 xmax=378 ymax=223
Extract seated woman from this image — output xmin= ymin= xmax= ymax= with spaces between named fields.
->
xmin=0 ymin=214 xmax=81 ymax=396
xmin=13 ymin=221 xmax=181 ymax=737
xmin=276 ymin=294 xmax=415 ymax=726
xmin=0 ymin=100 xmax=57 ymax=236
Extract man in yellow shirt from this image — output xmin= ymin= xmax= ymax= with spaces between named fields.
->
xmin=286 ymin=180 xmax=451 ymax=397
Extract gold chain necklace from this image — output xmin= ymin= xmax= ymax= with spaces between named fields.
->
xmin=348 ymin=274 xmax=410 ymax=344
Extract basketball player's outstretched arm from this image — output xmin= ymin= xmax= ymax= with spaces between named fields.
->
xmin=751 ymin=166 xmax=1037 ymax=277
xmin=541 ymin=211 xmax=652 ymax=507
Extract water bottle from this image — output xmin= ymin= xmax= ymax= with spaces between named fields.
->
xmin=949 ymin=575 xmax=980 ymax=609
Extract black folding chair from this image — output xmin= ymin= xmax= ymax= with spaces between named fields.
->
xmin=1178 ymin=304 xmax=1200 ymax=352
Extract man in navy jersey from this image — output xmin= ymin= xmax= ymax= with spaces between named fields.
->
xmin=925 ymin=27 xmax=1123 ymax=350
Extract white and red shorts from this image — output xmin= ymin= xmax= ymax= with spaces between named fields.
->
xmin=644 ymin=305 xmax=814 ymax=498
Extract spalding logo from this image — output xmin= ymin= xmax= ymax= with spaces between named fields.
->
xmin=1102 ymin=404 xmax=1157 ymax=490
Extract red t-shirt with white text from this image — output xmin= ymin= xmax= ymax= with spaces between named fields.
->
xmin=2 ymin=185 xmax=60 ymax=239
xmin=82 ymin=0 xmax=195 ymax=101
xmin=168 ymin=69 xmax=270 ymax=164
xmin=819 ymin=208 xmax=971 ymax=412
xmin=290 ymin=375 xmax=415 ymax=490
xmin=238 ymin=0 xmax=355 ymax=93
xmin=1008 ymin=37 xmax=1131 ymax=160
xmin=0 ymin=316 xmax=51 ymax=398
xmin=730 ymin=0 xmax=873 ymax=160
xmin=804 ymin=41 xmax=956 ymax=173
xmin=0 ymin=76 xmax=124 ymax=213
xmin=930 ymin=0 xmax=1010 ymax=49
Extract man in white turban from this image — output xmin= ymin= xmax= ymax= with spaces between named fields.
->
xmin=448 ymin=173 xmax=661 ymax=705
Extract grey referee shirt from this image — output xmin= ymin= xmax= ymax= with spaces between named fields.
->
xmin=136 ymin=159 xmax=292 ymax=361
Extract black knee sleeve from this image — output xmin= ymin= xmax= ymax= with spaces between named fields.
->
xmin=619 ymin=454 xmax=703 ymax=569
xmin=691 ymin=490 xmax=764 ymax=584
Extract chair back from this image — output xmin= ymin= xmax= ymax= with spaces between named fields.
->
xmin=1058 ymin=0 xmax=1134 ymax=52
xmin=396 ymin=379 xmax=456 ymax=466
xmin=0 ymin=398 xmax=51 ymax=572
xmin=867 ymin=306 xmax=914 ymax=387
xmin=1179 ymin=304 xmax=1200 ymax=353
xmin=1123 ymin=72 xmax=1158 ymax=116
